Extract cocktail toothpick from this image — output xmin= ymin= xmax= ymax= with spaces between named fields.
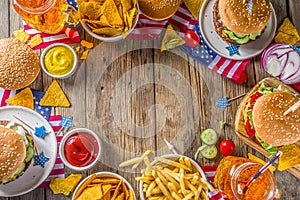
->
xmin=164 ymin=138 xmax=178 ymax=154
xmin=216 ymin=93 xmax=246 ymax=111
xmin=284 ymin=100 xmax=300 ymax=116
xmin=57 ymin=115 xmax=74 ymax=135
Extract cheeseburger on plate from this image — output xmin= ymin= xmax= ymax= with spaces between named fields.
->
xmin=213 ymin=0 xmax=271 ymax=45
xmin=244 ymin=84 xmax=300 ymax=155
xmin=0 ymin=121 xmax=35 ymax=184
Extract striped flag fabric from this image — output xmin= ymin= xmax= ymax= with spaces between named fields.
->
xmin=39 ymin=115 xmax=64 ymax=188
xmin=23 ymin=21 xmax=80 ymax=50
xmin=201 ymin=165 xmax=217 ymax=182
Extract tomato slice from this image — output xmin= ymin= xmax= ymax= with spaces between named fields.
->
xmin=245 ymin=119 xmax=255 ymax=138
xmin=184 ymin=30 xmax=200 ymax=48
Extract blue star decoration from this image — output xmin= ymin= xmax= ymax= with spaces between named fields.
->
xmin=292 ymin=45 xmax=300 ymax=55
xmin=33 ymin=152 xmax=50 ymax=168
xmin=248 ymin=0 xmax=253 ymax=14
xmin=226 ymin=44 xmax=240 ymax=56
xmin=34 ymin=126 xmax=47 ymax=138
xmin=216 ymin=97 xmax=231 ymax=111
xmin=59 ymin=116 xmax=75 ymax=131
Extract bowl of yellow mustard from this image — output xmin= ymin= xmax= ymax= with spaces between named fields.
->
xmin=40 ymin=43 xmax=78 ymax=79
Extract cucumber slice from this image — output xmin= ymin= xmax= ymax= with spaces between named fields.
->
xmin=201 ymin=145 xmax=218 ymax=159
xmin=234 ymin=33 xmax=247 ymax=38
xmin=14 ymin=162 xmax=26 ymax=176
xmin=236 ymin=36 xmax=250 ymax=45
xmin=223 ymin=30 xmax=239 ymax=40
xmin=25 ymin=146 xmax=34 ymax=163
xmin=200 ymin=128 xmax=218 ymax=145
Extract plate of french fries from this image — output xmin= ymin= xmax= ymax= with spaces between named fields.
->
xmin=136 ymin=154 xmax=211 ymax=200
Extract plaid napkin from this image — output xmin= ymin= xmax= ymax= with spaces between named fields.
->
xmin=0 ymin=89 xmax=65 ymax=188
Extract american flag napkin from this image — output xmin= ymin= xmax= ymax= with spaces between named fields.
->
xmin=39 ymin=115 xmax=64 ymax=188
xmin=0 ymin=89 xmax=52 ymax=121
xmin=0 ymin=89 xmax=65 ymax=188
xmin=23 ymin=21 xmax=80 ymax=50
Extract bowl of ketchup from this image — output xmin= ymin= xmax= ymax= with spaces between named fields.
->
xmin=59 ymin=128 xmax=102 ymax=171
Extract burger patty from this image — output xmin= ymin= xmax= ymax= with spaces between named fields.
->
xmin=213 ymin=0 xmax=237 ymax=44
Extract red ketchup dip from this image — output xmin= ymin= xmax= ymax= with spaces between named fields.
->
xmin=64 ymin=132 xmax=99 ymax=167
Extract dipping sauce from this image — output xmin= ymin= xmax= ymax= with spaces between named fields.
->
xmin=44 ymin=45 xmax=75 ymax=76
xmin=64 ymin=132 xmax=99 ymax=167
xmin=231 ymin=162 xmax=276 ymax=200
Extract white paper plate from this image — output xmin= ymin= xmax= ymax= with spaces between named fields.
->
xmin=199 ymin=0 xmax=277 ymax=60
xmin=0 ymin=106 xmax=56 ymax=197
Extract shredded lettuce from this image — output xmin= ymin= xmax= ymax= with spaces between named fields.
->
xmin=259 ymin=83 xmax=274 ymax=95
xmin=255 ymin=134 xmax=278 ymax=156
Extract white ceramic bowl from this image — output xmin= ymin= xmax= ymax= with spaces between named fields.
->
xmin=139 ymin=154 xmax=206 ymax=200
xmin=40 ymin=43 xmax=78 ymax=79
xmin=72 ymin=171 xmax=137 ymax=200
xmin=80 ymin=8 xmax=139 ymax=42
xmin=59 ymin=128 xmax=102 ymax=171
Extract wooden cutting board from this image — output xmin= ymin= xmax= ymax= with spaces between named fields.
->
xmin=234 ymin=77 xmax=300 ymax=179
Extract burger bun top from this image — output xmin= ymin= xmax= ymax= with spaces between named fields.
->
xmin=218 ymin=0 xmax=270 ymax=34
xmin=252 ymin=92 xmax=300 ymax=146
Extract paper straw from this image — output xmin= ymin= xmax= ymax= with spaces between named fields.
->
xmin=243 ymin=151 xmax=283 ymax=193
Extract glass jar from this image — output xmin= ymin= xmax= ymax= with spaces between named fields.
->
xmin=231 ymin=162 xmax=277 ymax=200
xmin=12 ymin=0 xmax=78 ymax=34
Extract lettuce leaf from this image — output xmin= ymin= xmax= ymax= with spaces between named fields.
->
xmin=255 ymin=134 xmax=278 ymax=156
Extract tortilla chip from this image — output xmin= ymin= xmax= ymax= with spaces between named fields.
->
xmin=40 ymin=80 xmax=70 ymax=107
xmin=278 ymin=144 xmax=300 ymax=171
xmin=76 ymin=185 xmax=104 ymax=200
xmin=49 ymin=174 xmax=82 ymax=196
xmin=81 ymin=40 xmax=94 ymax=49
xmin=30 ymin=34 xmax=43 ymax=48
xmin=92 ymin=27 xmax=123 ymax=36
xmin=183 ymin=0 xmax=205 ymax=20
xmin=161 ymin=24 xmax=186 ymax=52
xmin=274 ymin=18 xmax=300 ymax=45
xmin=13 ymin=28 xmax=30 ymax=43
xmin=80 ymin=50 xmax=89 ymax=60
xmin=248 ymin=153 xmax=276 ymax=172
xmin=75 ymin=46 xmax=81 ymax=52
xmin=102 ymin=0 xmax=124 ymax=27
xmin=121 ymin=0 xmax=132 ymax=11
xmin=5 ymin=88 xmax=34 ymax=109
xmin=78 ymin=2 xmax=103 ymax=20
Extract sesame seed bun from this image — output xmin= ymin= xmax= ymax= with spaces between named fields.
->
xmin=0 ymin=126 xmax=26 ymax=184
xmin=0 ymin=38 xmax=40 ymax=90
xmin=218 ymin=0 xmax=270 ymax=35
xmin=138 ymin=0 xmax=181 ymax=21
xmin=252 ymin=92 xmax=300 ymax=146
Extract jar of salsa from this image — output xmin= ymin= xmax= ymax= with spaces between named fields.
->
xmin=12 ymin=0 xmax=78 ymax=34
xmin=231 ymin=162 xmax=277 ymax=200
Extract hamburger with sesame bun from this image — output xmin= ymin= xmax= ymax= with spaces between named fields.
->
xmin=243 ymin=83 xmax=300 ymax=156
xmin=0 ymin=121 xmax=35 ymax=184
xmin=213 ymin=0 xmax=271 ymax=45
xmin=0 ymin=38 xmax=40 ymax=90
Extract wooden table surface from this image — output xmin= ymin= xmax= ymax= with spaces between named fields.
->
xmin=1 ymin=0 xmax=300 ymax=199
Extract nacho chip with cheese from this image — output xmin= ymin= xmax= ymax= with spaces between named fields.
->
xmin=5 ymin=87 xmax=34 ymax=109
xmin=161 ymin=24 xmax=186 ymax=52
xmin=40 ymin=80 xmax=70 ymax=107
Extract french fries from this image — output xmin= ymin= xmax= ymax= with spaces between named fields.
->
xmin=136 ymin=156 xmax=210 ymax=200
